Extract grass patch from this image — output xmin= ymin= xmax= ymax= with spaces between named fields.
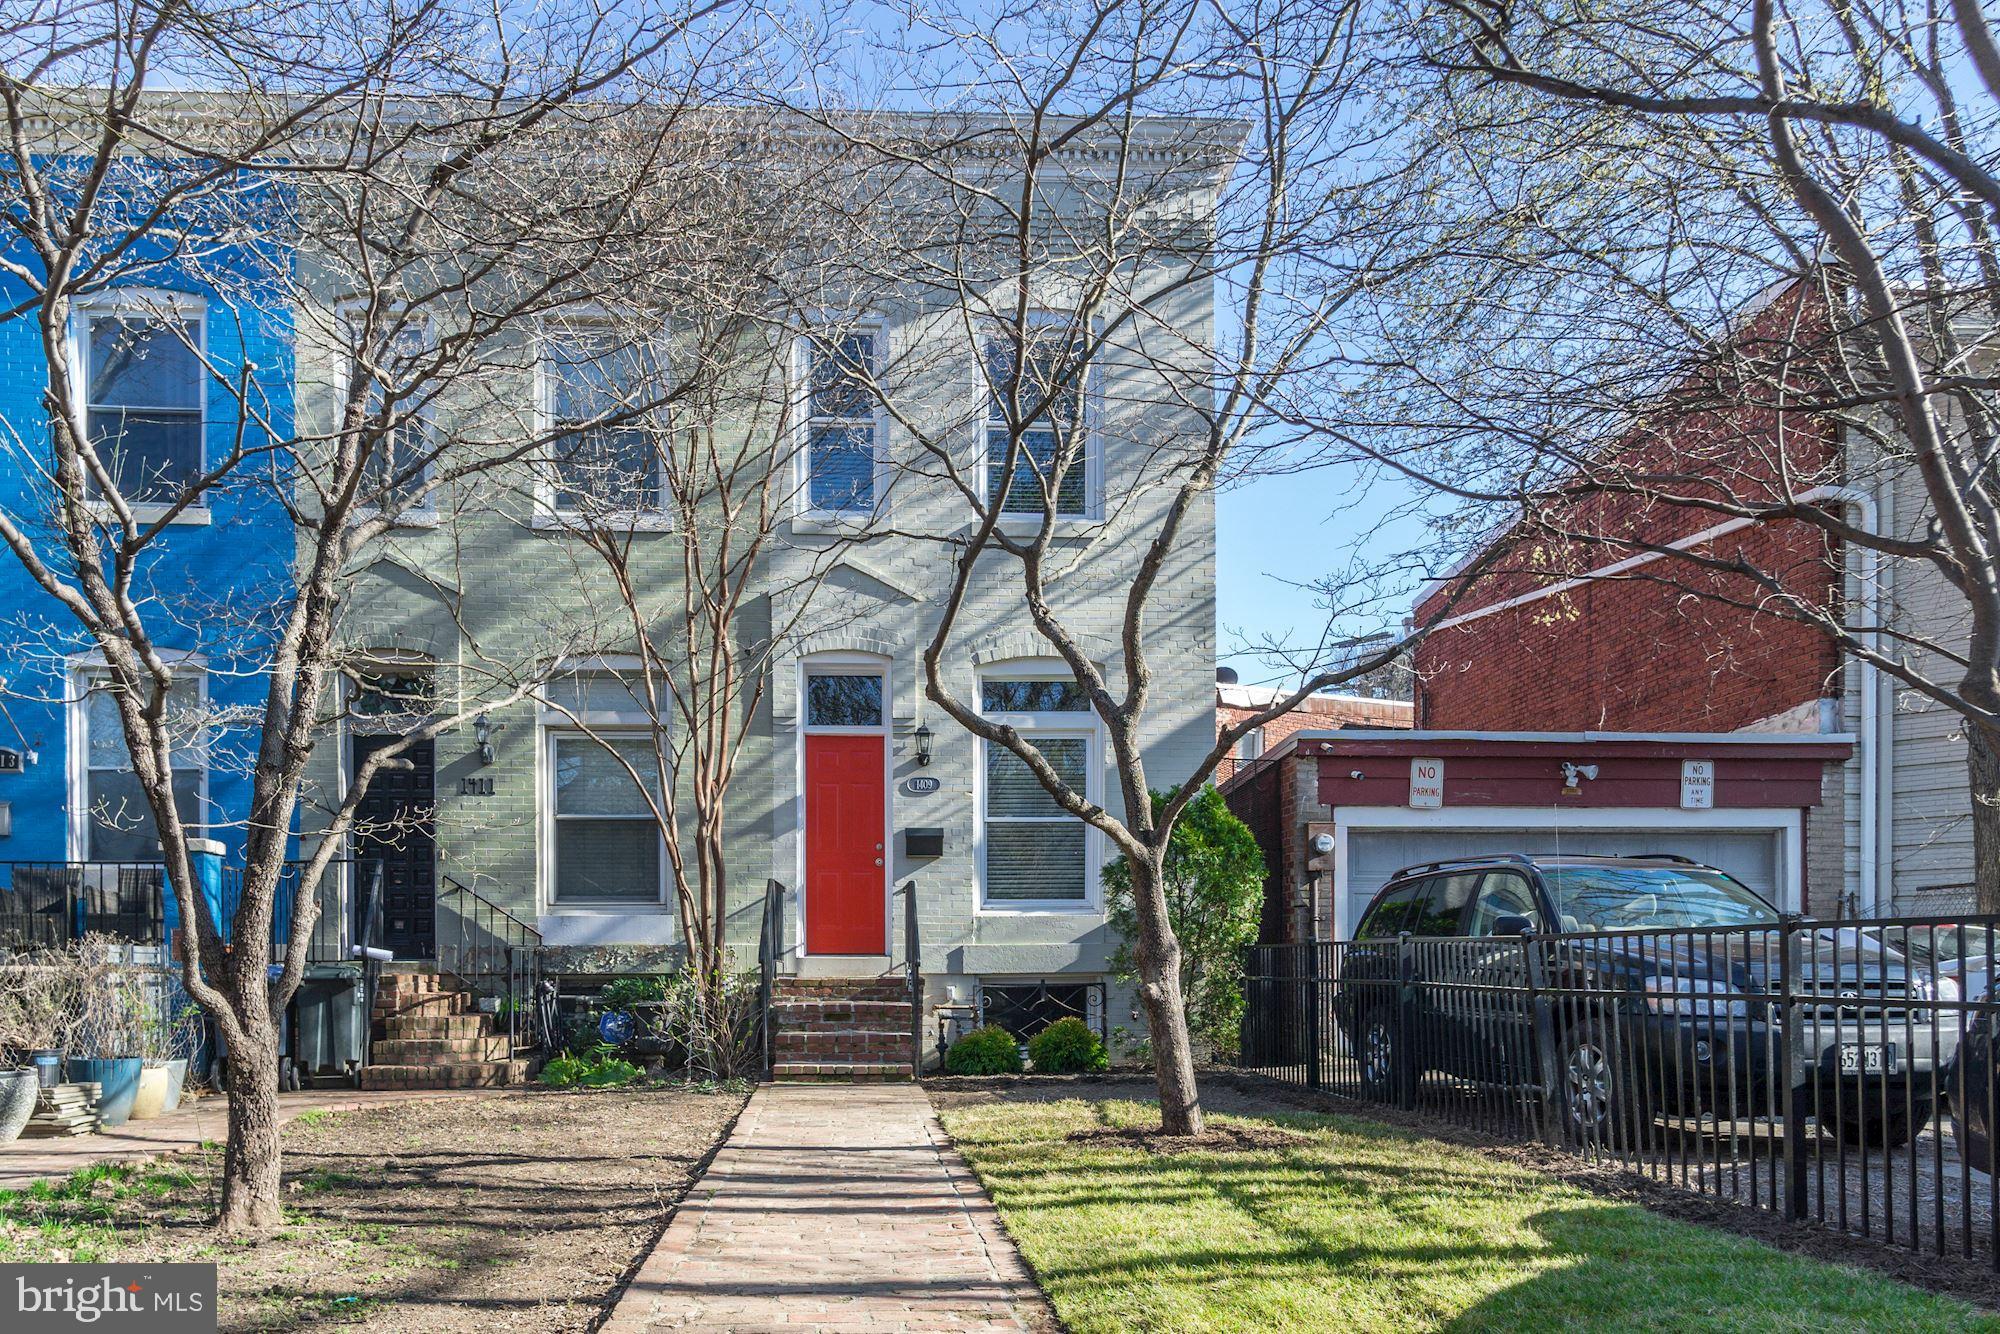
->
xmin=292 ymin=1108 xmax=340 ymax=1129
xmin=939 ymin=1096 xmax=2000 ymax=1332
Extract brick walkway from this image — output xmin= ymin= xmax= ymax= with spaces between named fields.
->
xmin=0 ymin=1087 xmax=500 ymax=1191
xmin=603 ymin=1083 xmax=1044 ymax=1332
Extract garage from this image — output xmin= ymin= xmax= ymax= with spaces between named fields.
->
xmin=1222 ymin=729 xmax=1851 ymax=944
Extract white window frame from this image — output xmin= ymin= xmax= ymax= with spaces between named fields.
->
xmin=339 ymin=307 xmax=438 ymax=528
xmin=975 ymin=668 xmax=1102 ymax=914
xmin=69 ymin=289 xmax=211 ymax=525
xmin=67 ymin=655 xmax=210 ymax=863
xmin=793 ymin=653 xmax=894 ymax=956
xmin=791 ymin=322 xmax=888 ymax=526
xmin=1233 ymin=727 xmax=1266 ymax=764
xmin=532 ymin=322 xmax=672 ymax=529
xmin=537 ymin=662 xmax=672 ymax=912
xmin=981 ymin=313 xmax=1101 ymax=525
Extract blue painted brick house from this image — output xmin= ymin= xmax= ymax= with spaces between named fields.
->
xmin=0 ymin=197 xmax=296 ymax=878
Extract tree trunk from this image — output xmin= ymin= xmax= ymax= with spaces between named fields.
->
xmin=1128 ymin=853 xmax=1205 ymax=1136
xmin=218 ymin=1017 xmax=284 ymax=1236
xmin=1970 ymin=722 xmax=2000 ymax=914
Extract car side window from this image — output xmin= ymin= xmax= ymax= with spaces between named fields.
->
xmin=1356 ymin=879 xmax=1423 ymax=940
xmin=1467 ymin=872 xmax=1541 ymax=937
xmin=1407 ymin=872 xmax=1482 ymax=936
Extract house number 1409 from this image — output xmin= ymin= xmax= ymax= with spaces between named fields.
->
xmin=461 ymin=776 xmax=495 ymax=797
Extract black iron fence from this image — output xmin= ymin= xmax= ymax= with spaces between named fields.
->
xmin=437 ymin=876 xmax=546 ymax=1054
xmin=0 ymin=858 xmax=382 ymax=965
xmin=1242 ymin=916 xmax=2000 ymax=1267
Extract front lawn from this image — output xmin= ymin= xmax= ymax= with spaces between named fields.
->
xmin=936 ymin=1087 xmax=1998 ymax=1332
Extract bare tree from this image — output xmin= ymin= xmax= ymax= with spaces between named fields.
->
xmin=0 ymin=0 xmax=755 ymax=1232
xmin=792 ymin=0 xmax=1512 ymax=1134
xmin=1351 ymin=0 xmax=2000 ymax=907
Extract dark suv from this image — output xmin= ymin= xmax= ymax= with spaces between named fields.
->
xmin=1339 ymin=854 xmax=1958 ymax=1148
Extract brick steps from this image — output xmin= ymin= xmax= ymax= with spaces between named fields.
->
xmin=366 ymin=967 xmax=523 ymax=1090
xmin=772 ymin=1061 xmax=914 ymax=1083
xmin=768 ymin=977 xmax=916 ymax=1081
xmin=360 ymin=1060 xmax=529 ymax=1090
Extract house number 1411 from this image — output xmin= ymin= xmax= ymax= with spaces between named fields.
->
xmin=460 ymin=776 xmax=495 ymax=797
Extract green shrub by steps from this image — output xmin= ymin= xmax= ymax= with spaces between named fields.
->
xmin=944 ymin=1025 xmax=1023 ymax=1075
xmin=1026 ymin=1017 xmax=1109 ymax=1073
xmin=539 ymin=1045 xmax=642 ymax=1089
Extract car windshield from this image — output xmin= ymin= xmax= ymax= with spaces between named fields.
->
xmin=1542 ymin=865 xmax=1778 ymax=931
xmin=1870 ymin=925 xmax=1995 ymax=968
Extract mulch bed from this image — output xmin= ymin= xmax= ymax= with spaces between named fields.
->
xmin=0 ymin=1084 xmax=748 ymax=1332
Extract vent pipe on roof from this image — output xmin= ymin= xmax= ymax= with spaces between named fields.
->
xmin=1215 ymin=666 xmax=1239 ymax=684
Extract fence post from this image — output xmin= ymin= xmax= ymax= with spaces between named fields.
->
xmin=1778 ymin=913 xmax=1807 ymax=1221
xmin=1305 ymin=940 xmax=1323 ymax=1090
xmin=1521 ymin=929 xmax=1563 ymax=1148
xmin=1396 ymin=931 xmax=1416 ymax=1111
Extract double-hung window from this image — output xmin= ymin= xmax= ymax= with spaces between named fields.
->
xmin=544 ymin=329 xmax=663 ymax=516
xmin=801 ymin=331 xmax=879 ymax=515
xmin=985 ymin=319 xmax=1088 ymax=518
xmin=78 ymin=298 xmax=205 ymax=502
xmin=979 ymin=676 xmax=1096 ymax=908
xmin=77 ymin=671 xmax=206 ymax=859
xmin=542 ymin=673 xmax=668 ymax=906
xmin=352 ymin=318 xmax=433 ymax=515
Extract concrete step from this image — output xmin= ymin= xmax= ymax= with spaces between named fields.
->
xmin=359 ymin=1059 xmax=529 ymax=1090
xmin=772 ymin=1060 xmax=912 ymax=1083
xmin=371 ymin=1035 xmax=512 ymax=1063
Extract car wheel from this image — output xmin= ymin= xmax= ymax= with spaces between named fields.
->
xmin=1357 ymin=1010 xmax=1402 ymax=1100
xmin=1834 ymin=1097 xmax=1934 ymax=1150
xmin=1557 ymin=1020 xmax=1653 ymax=1149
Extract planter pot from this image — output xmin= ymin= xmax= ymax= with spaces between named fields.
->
xmin=0 ymin=1069 xmax=36 ymax=1144
xmin=29 ymin=1051 xmax=62 ymax=1088
xmin=129 ymin=1066 xmax=171 ymax=1121
xmin=68 ymin=1057 xmax=143 ymax=1127
xmin=159 ymin=1059 xmax=190 ymax=1112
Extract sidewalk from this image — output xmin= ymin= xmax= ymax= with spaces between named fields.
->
xmin=603 ymin=1083 xmax=1046 ymax=1332
xmin=0 ymin=1087 xmax=499 ymax=1191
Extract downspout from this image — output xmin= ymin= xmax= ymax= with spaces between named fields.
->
xmin=1814 ymin=483 xmax=1884 ymax=918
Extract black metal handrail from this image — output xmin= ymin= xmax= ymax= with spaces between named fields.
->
xmin=437 ymin=876 xmax=546 ymax=1054
xmin=758 ymin=878 xmax=782 ymax=1077
xmin=903 ymin=880 xmax=922 ymax=1074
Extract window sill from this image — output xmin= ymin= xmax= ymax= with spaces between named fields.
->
xmin=976 ymin=903 xmax=1102 ymax=917
xmin=530 ymin=511 xmax=675 ymax=534
xmin=356 ymin=507 xmax=440 ymax=530
xmin=90 ymin=502 xmax=211 ymax=527
xmin=790 ymin=512 xmax=880 ymax=536
xmin=986 ymin=516 xmax=1103 ymax=541
xmin=544 ymin=903 xmax=674 ymax=914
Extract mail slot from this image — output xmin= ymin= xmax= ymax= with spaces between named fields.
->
xmin=904 ymin=827 xmax=945 ymax=858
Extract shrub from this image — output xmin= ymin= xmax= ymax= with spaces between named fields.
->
xmin=598 ymin=975 xmax=669 ymax=1009
xmin=1026 ymin=1017 xmax=1108 ymax=1073
xmin=1104 ymin=785 xmax=1264 ymax=1058
xmin=944 ymin=1025 xmax=1023 ymax=1075
xmin=538 ymin=1044 xmax=642 ymax=1089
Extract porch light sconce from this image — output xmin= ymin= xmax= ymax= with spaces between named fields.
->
xmin=473 ymin=713 xmax=497 ymax=766
xmin=914 ymin=724 xmax=934 ymax=767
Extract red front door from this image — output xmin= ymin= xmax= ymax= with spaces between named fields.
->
xmin=805 ymin=734 xmax=886 ymax=954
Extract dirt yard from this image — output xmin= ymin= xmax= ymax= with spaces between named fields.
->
xmin=0 ymin=1085 xmax=748 ymax=1332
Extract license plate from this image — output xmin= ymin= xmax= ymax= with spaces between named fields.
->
xmin=1839 ymin=1043 xmax=1898 ymax=1075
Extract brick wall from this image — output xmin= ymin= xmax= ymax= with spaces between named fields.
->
xmin=1216 ymin=691 xmax=1412 ymax=782
xmin=1413 ymin=283 xmax=1843 ymax=736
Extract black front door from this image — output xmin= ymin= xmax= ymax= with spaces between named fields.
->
xmin=353 ymin=735 xmax=436 ymax=959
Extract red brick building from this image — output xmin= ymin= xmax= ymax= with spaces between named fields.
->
xmin=1216 ymin=681 xmax=1411 ymax=783
xmin=1412 ymin=281 xmax=1843 ymax=736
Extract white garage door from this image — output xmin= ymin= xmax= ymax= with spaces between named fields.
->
xmin=1340 ymin=825 xmax=1785 ymax=938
